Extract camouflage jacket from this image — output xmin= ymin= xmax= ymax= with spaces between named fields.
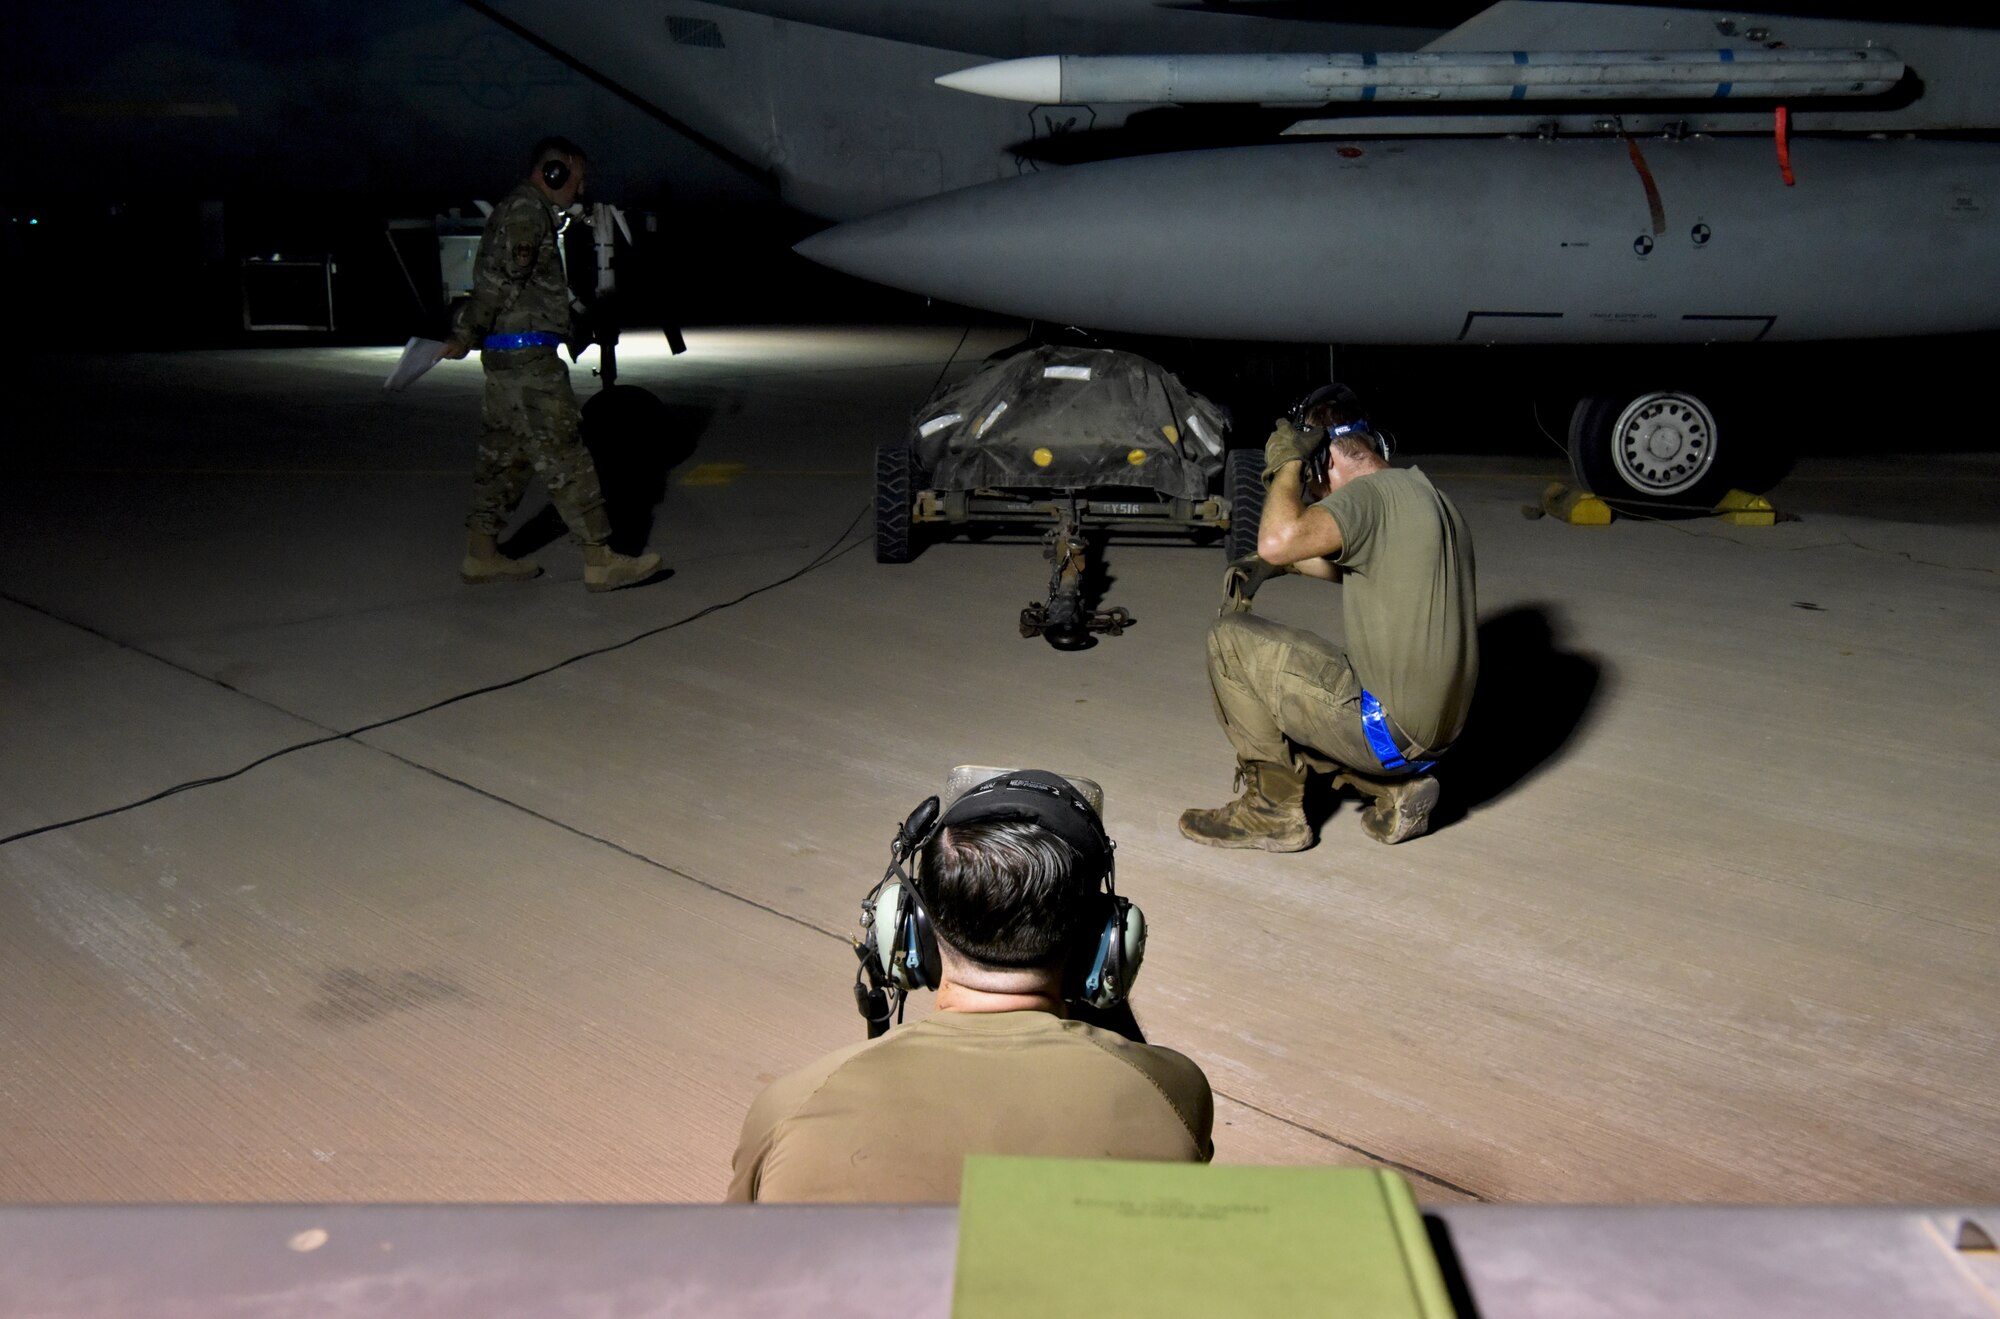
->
xmin=453 ymin=181 xmax=572 ymax=346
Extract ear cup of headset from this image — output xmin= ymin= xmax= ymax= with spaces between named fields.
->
xmin=540 ymin=158 xmax=571 ymax=189
xmin=871 ymin=878 xmax=942 ymax=992
xmin=1069 ymin=894 xmax=1147 ymax=1010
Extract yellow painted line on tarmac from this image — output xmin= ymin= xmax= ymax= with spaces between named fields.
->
xmin=678 ymin=462 xmax=748 ymax=486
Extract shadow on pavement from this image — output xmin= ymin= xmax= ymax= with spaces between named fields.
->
xmin=1433 ymin=604 xmax=1606 ymax=830
xmin=503 ymin=385 xmax=710 ymax=559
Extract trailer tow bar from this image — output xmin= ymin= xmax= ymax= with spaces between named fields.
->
xmin=1020 ymin=499 xmax=1133 ymax=650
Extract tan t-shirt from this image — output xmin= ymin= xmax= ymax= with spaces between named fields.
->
xmin=726 ymin=1010 xmax=1214 ymax=1203
xmin=1317 ymin=466 xmax=1478 ymax=755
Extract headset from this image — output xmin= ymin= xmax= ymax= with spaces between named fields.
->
xmin=853 ymin=768 xmax=1146 ymax=1038
xmin=539 ymin=156 xmax=572 ymax=190
xmin=1287 ymin=382 xmax=1362 ymax=429
xmin=1288 ymin=382 xmax=1392 ymax=480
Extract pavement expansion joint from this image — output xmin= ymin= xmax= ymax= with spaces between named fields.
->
xmin=1213 ymin=1091 xmax=1483 ymax=1202
xmin=358 ymin=735 xmax=850 ymax=946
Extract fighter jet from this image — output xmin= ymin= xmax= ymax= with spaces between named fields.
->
xmin=479 ymin=1 xmax=2000 ymax=504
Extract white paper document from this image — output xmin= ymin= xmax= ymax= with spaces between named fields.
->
xmin=384 ymin=337 xmax=448 ymax=392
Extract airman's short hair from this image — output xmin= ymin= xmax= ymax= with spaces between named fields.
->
xmin=528 ymin=135 xmax=589 ymax=171
xmin=920 ymin=819 xmax=1089 ymax=970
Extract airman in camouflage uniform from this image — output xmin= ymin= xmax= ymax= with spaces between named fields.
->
xmin=442 ymin=137 xmax=662 ymax=592
xmin=1180 ymin=388 xmax=1477 ymax=849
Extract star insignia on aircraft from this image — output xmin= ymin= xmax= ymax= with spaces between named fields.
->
xmin=418 ymin=32 xmax=572 ymax=112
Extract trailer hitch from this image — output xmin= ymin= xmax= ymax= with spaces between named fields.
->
xmin=1020 ymin=499 xmax=1132 ymax=650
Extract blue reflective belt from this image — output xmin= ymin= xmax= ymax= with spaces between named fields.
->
xmin=482 ymin=331 xmax=562 ymax=350
xmin=1360 ymin=689 xmax=1435 ymax=774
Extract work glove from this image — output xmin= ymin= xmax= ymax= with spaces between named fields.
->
xmin=1262 ymin=419 xmax=1319 ymax=486
xmin=1220 ymin=553 xmax=1295 ymax=615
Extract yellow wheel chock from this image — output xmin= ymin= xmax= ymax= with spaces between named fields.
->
xmin=1534 ymin=482 xmax=1614 ymax=525
xmin=1524 ymin=483 xmax=1781 ymax=526
xmin=1712 ymin=489 xmax=1777 ymax=526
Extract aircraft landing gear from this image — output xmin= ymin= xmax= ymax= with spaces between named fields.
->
xmin=1568 ymin=389 xmax=1731 ymax=507
xmin=1020 ymin=500 xmax=1131 ymax=651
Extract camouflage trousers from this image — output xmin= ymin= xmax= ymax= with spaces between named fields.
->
xmin=466 ymin=350 xmax=611 ymax=544
xmin=1204 ymin=612 xmax=1394 ymax=780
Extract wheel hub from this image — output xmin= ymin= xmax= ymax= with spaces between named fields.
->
xmin=1645 ymin=425 xmax=1683 ymax=460
xmin=1611 ymin=392 xmax=1719 ymax=497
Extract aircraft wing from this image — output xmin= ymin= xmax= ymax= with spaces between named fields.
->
xmin=472 ymin=0 xmax=1457 ymax=216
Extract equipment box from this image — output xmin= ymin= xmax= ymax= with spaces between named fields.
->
xmin=438 ymin=234 xmax=481 ymax=304
xmin=240 ymin=256 xmax=334 ymax=332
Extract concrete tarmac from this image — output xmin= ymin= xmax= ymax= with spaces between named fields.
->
xmin=2 ymin=328 xmax=1995 ymax=1206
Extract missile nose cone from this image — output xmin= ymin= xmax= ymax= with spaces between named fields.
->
xmin=934 ymin=56 xmax=1061 ymax=103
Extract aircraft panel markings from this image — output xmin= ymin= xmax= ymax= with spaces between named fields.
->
xmin=1457 ymin=310 xmax=1563 ymax=342
xmin=1681 ymin=314 xmax=1776 ymax=341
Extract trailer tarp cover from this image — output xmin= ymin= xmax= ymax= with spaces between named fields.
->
xmin=910 ymin=345 xmax=1228 ymax=501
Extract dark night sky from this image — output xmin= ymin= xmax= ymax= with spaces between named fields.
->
xmin=2 ymin=0 xmax=749 ymax=204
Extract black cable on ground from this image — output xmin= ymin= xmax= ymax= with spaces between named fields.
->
xmin=0 ymin=504 xmax=870 ymax=849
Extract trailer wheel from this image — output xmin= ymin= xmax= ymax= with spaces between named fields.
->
xmin=874 ymin=443 xmax=916 ymax=563
xmin=1224 ymin=448 xmax=1265 ymax=563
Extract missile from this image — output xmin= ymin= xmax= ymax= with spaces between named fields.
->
xmin=934 ymin=48 xmax=1904 ymax=105
xmin=795 ymin=136 xmax=2000 ymax=345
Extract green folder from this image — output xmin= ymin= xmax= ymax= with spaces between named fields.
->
xmin=952 ymin=1158 xmax=1455 ymax=1318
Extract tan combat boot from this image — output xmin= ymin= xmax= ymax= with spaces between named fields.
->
xmin=1178 ymin=762 xmax=1314 ymax=852
xmin=581 ymin=542 xmax=665 ymax=593
xmin=1344 ymin=771 xmax=1441 ymax=845
xmin=461 ymin=531 xmax=542 ymax=585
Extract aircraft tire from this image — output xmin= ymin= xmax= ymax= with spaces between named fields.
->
xmin=1224 ymin=448 xmax=1265 ymax=563
xmin=1569 ymin=390 xmax=1732 ymax=508
xmin=874 ymin=443 xmax=916 ymax=563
